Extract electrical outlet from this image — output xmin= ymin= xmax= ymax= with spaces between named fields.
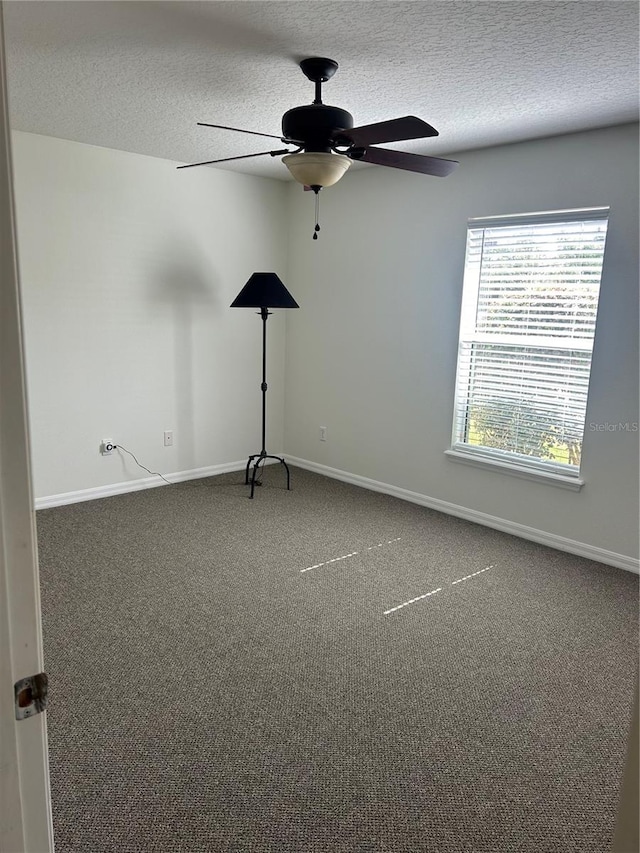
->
xmin=319 ymin=426 xmax=327 ymax=442
xmin=101 ymin=439 xmax=115 ymax=456
xmin=164 ymin=430 xmax=174 ymax=447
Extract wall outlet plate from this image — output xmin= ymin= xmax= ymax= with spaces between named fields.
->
xmin=101 ymin=439 xmax=114 ymax=455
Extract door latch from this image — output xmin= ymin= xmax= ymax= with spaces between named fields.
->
xmin=14 ymin=673 xmax=48 ymax=720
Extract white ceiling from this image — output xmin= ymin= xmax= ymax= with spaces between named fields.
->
xmin=3 ymin=1 xmax=639 ymax=181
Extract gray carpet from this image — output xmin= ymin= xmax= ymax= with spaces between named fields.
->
xmin=36 ymin=466 xmax=638 ymax=852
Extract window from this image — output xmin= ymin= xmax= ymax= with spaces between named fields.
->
xmin=449 ymin=207 xmax=609 ymax=486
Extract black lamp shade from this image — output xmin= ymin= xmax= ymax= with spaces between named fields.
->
xmin=230 ymin=272 xmax=299 ymax=309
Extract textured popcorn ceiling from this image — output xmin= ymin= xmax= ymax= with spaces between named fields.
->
xmin=3 ymin=1 xmax=639 ymax=180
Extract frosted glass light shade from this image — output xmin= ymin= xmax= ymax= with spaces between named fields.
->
xmin=282 ymin=152 xmax=352 ymax=188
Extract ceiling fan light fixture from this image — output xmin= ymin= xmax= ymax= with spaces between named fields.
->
xmin=182 ymin=59 xmax=458 ymax=185
xmin=282 ymin=152 xmax=352 ymax=188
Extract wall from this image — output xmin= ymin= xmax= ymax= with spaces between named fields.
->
xmin=11 ymin=132 xmax=288 ymax=501
xmin=284 ymin=124 xmax=639 ymax=563
xmin=11 ymin=126 xmax=639 ymax=563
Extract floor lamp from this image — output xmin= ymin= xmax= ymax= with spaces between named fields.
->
xmin=231 ymin=273 xmax=299 ymax=498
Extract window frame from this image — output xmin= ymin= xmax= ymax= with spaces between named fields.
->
xmin=448 ymin=206 xmax=610 ymax=489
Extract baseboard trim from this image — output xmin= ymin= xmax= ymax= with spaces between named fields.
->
xmin=36 ymin=454 xmax=639 ymax=574
xmin=286 ymin=456 xmax=639 ymax=575
xmin=34 ymin=457 xmax=281 ymax=510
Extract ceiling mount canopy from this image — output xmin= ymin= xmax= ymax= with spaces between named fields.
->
xmin=299 ymin=56 xmax=339 ymax=84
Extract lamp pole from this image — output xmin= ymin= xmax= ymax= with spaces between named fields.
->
xmin=260 ymin=307 xmax=268 ymax=455
xmin=244 ymin=307 xmax=291 ymax=498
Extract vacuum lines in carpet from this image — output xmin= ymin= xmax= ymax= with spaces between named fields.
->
xmin=300 ymin=537 xmax=403 ymax=573
xmin=384 ymin=565 xmax=495 ymax=615
xmin=298 ymin=534 xmax=496 ymax=615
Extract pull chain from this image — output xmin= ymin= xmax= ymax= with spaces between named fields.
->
xmin=313 ymin=186 xmax=321 ymax=240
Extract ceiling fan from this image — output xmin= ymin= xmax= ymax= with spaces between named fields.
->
xmin=179 ymin=57 xmax=459 ymax=237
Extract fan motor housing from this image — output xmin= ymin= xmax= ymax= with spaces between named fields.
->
xmin=282 ymin=104 xmax=354 ymax=152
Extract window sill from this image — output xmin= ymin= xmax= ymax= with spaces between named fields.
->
xmin=444 ymin=449 xmax=584 ymax=491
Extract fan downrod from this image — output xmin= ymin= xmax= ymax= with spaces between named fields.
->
xmin=300 ymin=57 xmax=338 ymax=105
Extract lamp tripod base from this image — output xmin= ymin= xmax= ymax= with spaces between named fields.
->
xmin=244 ymin=451 xmax=291 ymax=499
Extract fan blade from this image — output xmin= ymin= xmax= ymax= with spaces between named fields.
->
xmin=177 ymin=149 xmax=290 ymax=170
xmin=197 ymin=122 xmax=284 ymax=141
xmin=349 ymin=146 xmax=458 ymax=177
xmin=338 ymin=116 xmax=438 ymax=147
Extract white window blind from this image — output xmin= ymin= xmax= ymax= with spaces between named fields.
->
xmin=451 ymin=208 xmax=609 ymax=477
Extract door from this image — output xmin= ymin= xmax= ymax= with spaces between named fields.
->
xmin=0 ymin=3 xmax=54 ymax=850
